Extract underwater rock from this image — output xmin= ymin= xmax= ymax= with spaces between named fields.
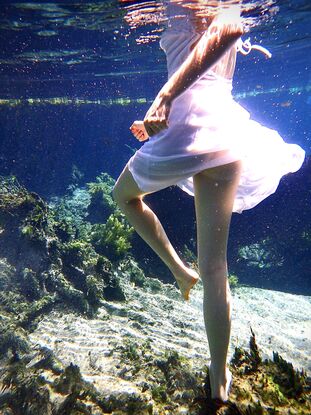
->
xmin=61 ymin=239 xmax=97 ymax=270
xmin=44 ymin=267 xmax=89 ymax=314
xmin=86 ymin=172 xmax=117 ymax=223
xmin=117 ymin=257 xmax=163 ymax=292
xmin=0 ymin=258 xmax=15 ymax=291
xmin=0 ymin=326 xmax=30 ymax=355
xmin=0 ymin=350 xmax=54 ymax=415
xmin=52 ymin=173 xmax=135 ymax=263
xmin=60 ymin=239 xmax=127 ymax=303
xmin=0 ymin=175 xmax=133 ymax=328
xmin=0 ymin=176 xmax=53 ymax=274
xmin=0 ymin=347 xmax=93 ymax=415
xmin=0 ymin=342 xmax=154 ymax=415
xmin=53 ymin=362 xmax=89 ymax=394
xmin=95 ymin=256 xmax=127 ymax=302
xmin=20 ymin=267 xmax=44 ymax=300
xmin=19 ymin=294 xmax=59 ymax=330
xmin=102 ymin=274 xmax=126 ymax=302
xmin=50 ymin=187 xmax=92 ymax=241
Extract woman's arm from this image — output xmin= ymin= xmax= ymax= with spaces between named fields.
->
xmin=143 ymin=9 xmax=243 ymax=137
xmin=161 ymin=18 xmax=242 ymax=101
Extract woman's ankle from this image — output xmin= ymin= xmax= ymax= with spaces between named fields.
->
xmin=209 ymin=365 xmax=232 ymax=401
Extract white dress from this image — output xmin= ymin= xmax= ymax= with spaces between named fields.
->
xmin=127 ymin=2 xmax=305 ymax=213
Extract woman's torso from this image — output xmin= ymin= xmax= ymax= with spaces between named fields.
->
xmin=160 ymin=0 xmax=238 ymax=82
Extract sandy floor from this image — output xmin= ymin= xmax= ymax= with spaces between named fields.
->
xmin=29 ymin=283 xmax=311 ymax=393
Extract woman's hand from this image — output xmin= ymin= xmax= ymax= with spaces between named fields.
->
xmin=143 ymin=92 xmax=171 ymax=137
xmin=130 ymin=120 xmax=149 ymax=142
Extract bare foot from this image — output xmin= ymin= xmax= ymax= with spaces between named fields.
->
xmin=209 ymin=365 xmax=232 ymax=402
xmin=172 ymin=265 xmax=199 ymax=301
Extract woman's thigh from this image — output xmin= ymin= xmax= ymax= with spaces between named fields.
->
xmin=193 ymin=161 xmax=242 ymax=274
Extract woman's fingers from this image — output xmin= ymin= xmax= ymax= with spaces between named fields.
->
xmin=137 ymin=131 xmax=146 ymax=141
xmin=130 ymin=120 xmax=145 ymax=131
xmin=131 ymin=115 xmax=169 ymax=139
xmin=130 ymin=120 xmax=150 ymax=141
xmin=144 ymin=119 xmax=168 ymax=137
xmin=135 ymin=131 xmax=145 ymax=141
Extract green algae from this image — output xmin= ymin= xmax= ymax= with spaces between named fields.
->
xmin=272 ymin=351 xmax=307 ymax=399
xmin=86 ymin=173 xmax=135 ymax=261
xmin=229 ymin=329 xmax=310 ymax=414
xmin=0 ymin=174 xmax=134 ymax=329
xmin=228 ymin=274 xmax=239 ymax=289
xmin=86 ymin=173 xmax=117 ymax=225
xmin=90 ymin=214 xmax=134 ymax=260
xmin=61 ymin=240 xmax=97 ymax=268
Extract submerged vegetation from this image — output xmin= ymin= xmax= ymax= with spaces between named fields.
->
xmin=0 ymin=174 xmax=310 ymax=414
xmin=236 ymin=229 xmax=311 ymax=293
xmin=0 ymin=174 xmax=135 ymax=322
xmin=90 ymin=214 xmax=134 ymax=261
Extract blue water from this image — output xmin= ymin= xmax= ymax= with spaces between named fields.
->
xmin=0 ymin=1 xmax=310 ymax=294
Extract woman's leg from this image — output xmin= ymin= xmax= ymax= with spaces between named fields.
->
xmin=113 ymin=165 xmax=198 ymax=300
xmin=193 ymin=160 xmax=242 ymax=401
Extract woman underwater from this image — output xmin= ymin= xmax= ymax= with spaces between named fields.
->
xmin=113 ymin=0 xmax=305 ymax=404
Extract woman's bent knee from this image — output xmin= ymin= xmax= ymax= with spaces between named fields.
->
xmin=112 ymin=166 xmax=145 ymax=207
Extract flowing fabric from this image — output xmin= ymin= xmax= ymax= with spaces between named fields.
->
xmin=127 ymin=2 xmax=305 ymax=213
